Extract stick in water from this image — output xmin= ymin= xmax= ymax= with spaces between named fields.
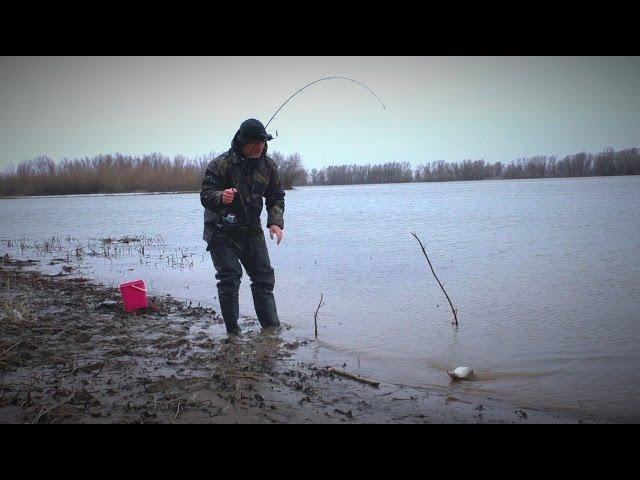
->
xmin=328 ymin=367 xmax=380 ymax=387
xmin=314 ymin=293 xmax=324 ymax=338
xmin=411 ymin=231 xmax=459 ymax=327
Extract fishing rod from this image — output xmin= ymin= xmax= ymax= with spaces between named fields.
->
xmin=240 ymin=76 xmax=386 ymax=158
xmin=265 ymin=76 xmax=386 ymax=131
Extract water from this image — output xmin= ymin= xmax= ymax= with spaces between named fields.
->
xmin=2 ymin=176 xmax=639 ymax=422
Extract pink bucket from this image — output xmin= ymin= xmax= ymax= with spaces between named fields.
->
xmin=119 ymin=279 xmax=147 ymax=312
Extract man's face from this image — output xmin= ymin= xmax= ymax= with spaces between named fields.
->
xmin=241 ymin=140 xmax=265 ymax=158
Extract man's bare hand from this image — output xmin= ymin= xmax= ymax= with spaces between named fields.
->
xmin=222 ymin=188 xmax=237 ymax=205
xmin=269 ymin=225 xmax=283 ymax=245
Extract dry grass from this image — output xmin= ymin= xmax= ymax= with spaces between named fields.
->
xmin=1 ymin=299 xmax=34 ymax=326
xmin=0 ymin=340 xmax=23 ymax=367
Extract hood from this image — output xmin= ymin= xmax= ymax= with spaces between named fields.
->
xmin=231 ymin=134 xmax=269 ymax=161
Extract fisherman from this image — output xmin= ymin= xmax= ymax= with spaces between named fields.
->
xmin=200 ymin=118 xmax=285 ymax=336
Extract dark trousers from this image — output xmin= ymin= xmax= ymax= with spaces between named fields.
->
xmin=208 ymin=233 xmax=280 ymax=333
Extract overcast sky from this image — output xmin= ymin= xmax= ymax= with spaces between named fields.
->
xmin=0 ymin=56 xmax=638 ymax=171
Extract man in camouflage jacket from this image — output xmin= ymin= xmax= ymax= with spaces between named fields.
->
xmin=200 ymin=118 xmax=285 ymax=335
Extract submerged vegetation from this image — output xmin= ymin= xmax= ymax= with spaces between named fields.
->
xmin=1 ymin=234 xmax=202 ymax=277
xmin=0 ymin=147 xmax=638 ymax=197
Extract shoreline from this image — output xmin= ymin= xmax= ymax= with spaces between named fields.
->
xmin=0 ymin=190 xmax=201 ymax=200
xmin=1 ymin=175 xmax=638 ymax=200
xmin=0 ymin=257 xmax=602 ymax=424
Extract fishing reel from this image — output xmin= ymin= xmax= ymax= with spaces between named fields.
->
xmin=220 ymin=202 xmax=247 ymax=233
xmin=222 ymin=212 xmax=240 ymax=227
xmin=217 ymin=211 xmax=247 ymax=237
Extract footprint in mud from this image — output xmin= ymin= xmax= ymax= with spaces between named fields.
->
xmin=150 ymin=336 xmax=188 ymax=350
xmin=144 ymin=377 xmax=180 ymax=393
xmin=144 ymin=376 xmax=210 ymax=394
xmin=195 ymin=339 xmax=216 ymax=349
xmin=160 ymin=338 xmax=189 ymax=350
xmin=72 ymin=332 xmax=92 ymax=343
xmin=79 ymin=361 xmax=105 ymax=373
xmin=106 ymin=348 xmax=130 ymax=357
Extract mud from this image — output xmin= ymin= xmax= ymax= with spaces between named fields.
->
xmin=0 ymin=255 xmax=599 ymax=424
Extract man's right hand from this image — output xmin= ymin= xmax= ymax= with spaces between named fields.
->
xmin=222 ymin=188 xmax=237 ymax=205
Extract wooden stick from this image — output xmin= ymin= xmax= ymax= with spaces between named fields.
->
xmin=313 ymin=293 xmax=324 ymax=338
xmin=411 ymin=231 xmax=459 ymax=327
xmin=328 ymin=367 xmax=380 ymax=387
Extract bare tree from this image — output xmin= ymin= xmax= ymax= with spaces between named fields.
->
xmin=272 ymin=151 xmax=308 ymax=190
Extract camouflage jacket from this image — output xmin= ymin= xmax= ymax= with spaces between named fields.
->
xmin=200 ymin=141 xmax=285 ymax=245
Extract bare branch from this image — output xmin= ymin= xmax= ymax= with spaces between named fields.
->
xmin=411 ymin=231 xmax=459 ymax=327
xmin=313 ymin=293 xmax=324 ymax=338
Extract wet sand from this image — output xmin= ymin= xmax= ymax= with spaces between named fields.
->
xmin=0 ymin=255 xmax=598 ymax=424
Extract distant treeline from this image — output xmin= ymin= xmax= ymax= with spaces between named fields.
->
xmin=1 ymin=147 xmax=638 ymax=197
xmin=307 ymin=147 xmax=640 ymax=185
xmin=0 ymin=151 xmax=306 ymax=197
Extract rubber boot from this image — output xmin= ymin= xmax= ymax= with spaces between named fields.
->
xmin=251 ymin=289 xmax=280 ymax=328
xmin=219 ymin=294 xmax=241 ymax=335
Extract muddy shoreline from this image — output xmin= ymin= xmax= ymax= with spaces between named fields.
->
xmin=0 ymin=256 xmax=600 ymax=423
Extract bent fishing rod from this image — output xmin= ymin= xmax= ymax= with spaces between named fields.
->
xmin=265 ymin=76 xmax=386 ymax=132
xmin=241 ymin=76 xmax=386 ymax=159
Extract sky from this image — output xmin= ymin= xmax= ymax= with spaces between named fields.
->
xmin=0 ymin=56 xmax=639 ymax=171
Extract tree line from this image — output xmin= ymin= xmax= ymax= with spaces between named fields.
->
xmin=1 ymin=147 xmax=638 ymax=197
xmin=307 ymin=147 xmax=640 ymax=185
xmin=0 ymin=151 xmax=308 ymax=196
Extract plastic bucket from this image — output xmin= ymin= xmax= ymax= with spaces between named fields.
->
xmin=119 ymin=279 xmax=147 ymax=312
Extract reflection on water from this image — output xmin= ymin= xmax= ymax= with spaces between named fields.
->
xmin=1 ymin=176 xmax=640 ymax=422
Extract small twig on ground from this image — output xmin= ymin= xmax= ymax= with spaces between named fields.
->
xmin=314 ymin=293 xmax=324 ymax=338
xmin=327 ymin=367 xmax=380 ymax=387
xmin=60 ymin=366 xmax=79 ymax=379
xmin=411 ymin=231 xmax=459 ymax=327
xmin=212 ymin=403 xmax=232 ymax=417
xmin=0 ymin=340 xmax=23 ymax=358
xmin=377 ymin=388 xmax=403 ymax=397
